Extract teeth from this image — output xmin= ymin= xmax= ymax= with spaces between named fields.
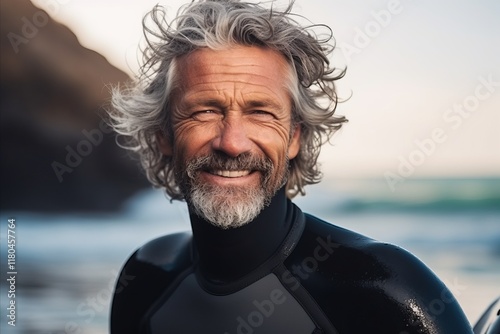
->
xmin=213 ymin=170 xmax=251 ymax=178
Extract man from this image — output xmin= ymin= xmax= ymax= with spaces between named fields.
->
xmin=109 ymin=1 xmax=473 ymax=333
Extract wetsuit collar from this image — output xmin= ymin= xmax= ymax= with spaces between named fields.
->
xmin=189 ymin=187 xmax=293 ymax=284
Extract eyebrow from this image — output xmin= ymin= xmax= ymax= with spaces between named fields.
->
xmin=182 ymin=98 xmax=225 ymax=109
xmin=183 ymin=97 xmax=284 ymax=111
xmin=246 ymin=99 xmax=283 ymax=111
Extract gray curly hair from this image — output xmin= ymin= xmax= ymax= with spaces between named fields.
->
xmin=110 ymin=0 xmax=347 ymax=200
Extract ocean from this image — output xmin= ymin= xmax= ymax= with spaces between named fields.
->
xmin=1 ymin=178 xmax=499 ymax=333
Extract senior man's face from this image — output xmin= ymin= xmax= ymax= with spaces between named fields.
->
xmin=159 ymin=46 xmax=301 ymax=228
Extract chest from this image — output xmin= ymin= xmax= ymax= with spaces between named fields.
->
xmin=147 ymin=272 xmax=317 ymax=334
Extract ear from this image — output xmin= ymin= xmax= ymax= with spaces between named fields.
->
xmin=156 ymin=131 xmax=173 ymax=156
xmin=287 ymin=124 xmax=301 ymax=159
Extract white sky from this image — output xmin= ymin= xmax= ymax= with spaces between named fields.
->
xmin=31 ymin=0 xmax=500 ymax=179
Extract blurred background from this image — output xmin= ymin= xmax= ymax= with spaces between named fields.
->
xmin=0 ymin=0 xmax=499 ymax=333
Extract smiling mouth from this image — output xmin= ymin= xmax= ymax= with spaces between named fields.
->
xmin=209 ymin=170 xmax=252 ymax=178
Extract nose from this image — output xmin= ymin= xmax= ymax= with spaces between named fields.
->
xmin=211 ymin=115 xmax=252 ymax=157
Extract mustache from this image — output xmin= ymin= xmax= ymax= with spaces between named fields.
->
xmin=186 ymin=152 xmax=273 ymax=178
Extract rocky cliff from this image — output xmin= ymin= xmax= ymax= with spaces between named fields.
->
xmin=0 ymin=0 xmax=150 ymax=212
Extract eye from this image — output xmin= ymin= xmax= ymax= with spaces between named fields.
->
xmin=249 ymin=110 xmax=275 ymax=120
xmin=192 ymin=110 xmax=221 ymax=121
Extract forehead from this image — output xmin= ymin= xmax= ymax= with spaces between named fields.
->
xmin=175 ymin=46 xmax=292 ymax=96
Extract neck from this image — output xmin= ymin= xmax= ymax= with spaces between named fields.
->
xmin=189 ymin=187 xmax=293 ymax=283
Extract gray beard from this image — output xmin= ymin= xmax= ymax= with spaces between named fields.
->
xmin=189 ymin=181 xmax=268 ymax=229
xmin=179 ymin=153 xmax=288 ymax=229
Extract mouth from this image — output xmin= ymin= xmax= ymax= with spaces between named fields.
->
xmin=209 ymin=170 xmax=252 ymax=178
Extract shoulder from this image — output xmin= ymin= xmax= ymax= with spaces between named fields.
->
xmin=110 ymin=231 xmax=193 ymax=334
xmin=135 ymin=231 xmax=193 ymax=270
xmin=287 ymin=213 xmax=473 ymax=333
xmin=301 ymin=213 xmax=436 ymax=279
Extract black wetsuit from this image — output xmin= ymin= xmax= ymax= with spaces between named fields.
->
xmin=111 ymin=187 xmax=473 ymax=333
